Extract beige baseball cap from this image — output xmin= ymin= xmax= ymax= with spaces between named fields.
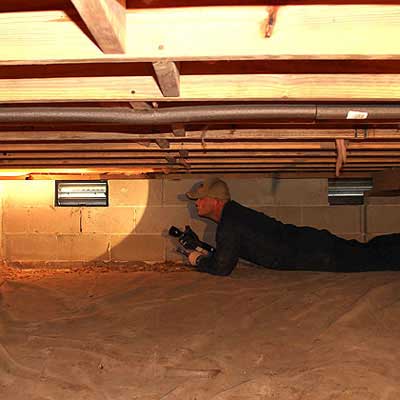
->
xmin=186 ymin=178 xmax=231 ymax=200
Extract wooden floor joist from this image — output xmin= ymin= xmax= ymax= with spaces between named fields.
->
xmin=2 ymin=150 xmax=400 ymax=160
xmin=2 ymin=74 xmax=400 ymax=102
xmin=152 ymin=61 xmax=180 ymax=97
xmin=2 ymin=5 xmax=400 ymax=64
xmin=0 ymin=129 xmax=399 ymax=142
xmin=0 ymin=3 xmax=400 ymax=177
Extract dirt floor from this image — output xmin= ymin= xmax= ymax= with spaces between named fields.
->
xmin=1 ymin=262 xmax=400 ymax=400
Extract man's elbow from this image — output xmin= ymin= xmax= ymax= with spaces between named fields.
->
xmin=214 ymin=265 xmax=236 ymax=276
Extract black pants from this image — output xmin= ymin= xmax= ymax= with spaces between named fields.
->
xmin=276 ymin=228 xmax=400 ymax=273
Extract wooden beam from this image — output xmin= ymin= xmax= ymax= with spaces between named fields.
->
xmin=155 ymin=139 xmax=170 ymax=149
xmin=169 ymin=164 xmax=384 ymax=170
xmin=3 ymin=74 xmax=400 ymax=102
xmin=2 ymin=6 xmax=400 ymax=64
xmin=0 ymin=152 xmax=181 ymax=160
xmin=335 ymin=139 xmax=346 ymax=177
xmin=165 ymin=156 xmax=176 ymax=165
xmin=172 ymin=124 xmax=186 ymax=137
xmin=70 ymin=0 xmax=126 ymax=54
xmin=152 ymin=61 xmax=180 ymax=97
xmin=0 ymin=141 xmax=338 ymax=151
xmin=179 ymin=150 xmax=189 ymax=158
xmin=0 ymin=129 xmax=400 ymax=142
xmin=372 ymin=169 xmax=400 ymax=192
xmin=1 ymin=156 xmax=398 ymax=169
xmin=167 ymin=172 xmax=375 ymax=180
xmin=178 ymin=158 xmax=191 ymax=170
xmin=129 ymin=101 xmax=153 ymax=110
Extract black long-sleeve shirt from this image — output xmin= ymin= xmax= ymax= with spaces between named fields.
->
xmin=197 ymin=200 xmax=400 ymax=276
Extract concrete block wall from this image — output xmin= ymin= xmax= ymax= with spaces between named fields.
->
xmin=0 ymin=177 xmax=399 ymax=266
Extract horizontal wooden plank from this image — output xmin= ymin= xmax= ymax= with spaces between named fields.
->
xmin=1 ymin=158 xmax=398 ymax=169
xmin=0 ymin=141 xmax=337 ymax=151
xmin=20 ymin=171 xmax=375 ymax=180
xmin=1 ymin=157 xmax=400 ymax=166
xmin=3 ymin=150 xmax=400 ymax=160
xmin=0 ymin=129 xmax=400 ymax=141
xmin=2 ymin=6 xmax=400 ymax=64
xmin=2 ymin=74 xmax=400 ymax=102
xmin=170 ymin=165 xmax=387 ymax=171
xmin=160 ymin=171 xmax=375 ymax=180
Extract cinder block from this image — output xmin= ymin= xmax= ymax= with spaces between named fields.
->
xmin=164 ymin=177 xmax=278 ymax=206
xmin=109 ymin=180 xmax=162 ymax=206
xmin=338 ymin=233 xmax=365 ymax=242
xmin=0 ymin=199 xmax=3 ymax=259
xmin=253 ymin=206 xmax=278 ymax=219
xmin=366 ymin=196 xmax=400 ymax=205
xmin=2 ymin=181 xmax=54 ymax=208
xmin=57 ymin=234 xmax=110 ymax=261
xmin=82 ymin=207 xmax=134 ymax=234
xmin=28 ymin=207 xmax=80 ymax=234
xmin=110 ymin=234 xmax=165 ymax=261
xmin=163 ymin=178 xmax=199 ymax=205
xmin=3 ymin=208 xmax=30 ymax=233
xmin=366 ymin=233 xmax=381 ymax=242
xmin=135 ymin=206 xmax=189 ymax=234
xmin=367 ymin=205 xmax=400 ymax=234
xmin=166 ymin=239 xmax=186 ymax=262
xmin=226 ymin=178 xmax=275 ymax=205
xmin=275 ymin=179 xmax=328 ymax=205
xmin=5 ymin=234 xmax=58 ymax=261
xmin=302 ymin=205 xmax=361 ymax=234
xmin=275 ymin=207 xmax=302 ymax=226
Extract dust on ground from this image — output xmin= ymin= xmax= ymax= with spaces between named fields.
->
xmin=1 ymin=263 xmax=400 ymax=400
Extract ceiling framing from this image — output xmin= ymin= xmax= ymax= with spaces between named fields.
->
xmin=1 ymin=0 xmax=400 ymax=180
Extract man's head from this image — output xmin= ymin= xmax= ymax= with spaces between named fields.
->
xmin=186 ymin=178 xmax=230 ymax=221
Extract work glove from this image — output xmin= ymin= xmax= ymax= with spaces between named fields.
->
xmin=188 ymin=251 xmax=203 ymax=266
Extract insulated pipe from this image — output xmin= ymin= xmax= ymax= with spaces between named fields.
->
xmin=316 ymin=105 xmax=400 ymax=120
xmin=0 ymin=104 xmax=400 ymax=126
xmin=0 ymin=105 xmax=316 ymax=125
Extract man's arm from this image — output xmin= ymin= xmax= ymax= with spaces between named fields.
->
xmin=192 ymin=221 xmax=240 ymax=276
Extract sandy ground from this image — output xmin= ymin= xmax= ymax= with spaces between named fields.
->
xmin=1 ymin=263 xmax=400 ymax=400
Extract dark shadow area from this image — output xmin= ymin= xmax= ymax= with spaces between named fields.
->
xmin=3 ymin=60 xmax=400 ymax=80
xmin=89 ymin=178 xmax=216 ymax=266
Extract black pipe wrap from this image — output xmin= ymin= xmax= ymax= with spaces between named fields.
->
xmin=0 ymin=105 xmax=316 ymax=125
xmin=1 ymin=104 xmax=400 ymax=126
xmin=316 ymin=105 xmax=400 ymax=120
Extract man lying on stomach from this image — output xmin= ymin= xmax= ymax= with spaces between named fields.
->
xmin=184 ymin=178 xmax=400 ymax=276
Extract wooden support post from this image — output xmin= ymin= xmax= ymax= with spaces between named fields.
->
xmin=152 ymin=61 xmax=180 ymax=97
xmin=165 ymin=156 xmax=176 ymax=165
xmin=172 ymin=123 xmax=186 ymax=137
xmin=129 ymin=101 xmax=153 ymax=110
xmin=178 ymin=158 xmax=191 ymax=170
xmin=71 ymin=0 xmax=126 ymax=54
xmin=179 ymin=150 xmax=189 ymax=158
xmin=155 ymin=139 xmax=170 ymax=149
xmin=335 ymin=138 xmax=347 ymax=177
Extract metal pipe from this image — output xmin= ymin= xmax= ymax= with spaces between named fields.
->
xmin=0 ymin=104 xmax=400 ymax=126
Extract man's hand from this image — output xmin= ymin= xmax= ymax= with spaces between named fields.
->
xmin=188 ymin=251 xmax=203 ymax=266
